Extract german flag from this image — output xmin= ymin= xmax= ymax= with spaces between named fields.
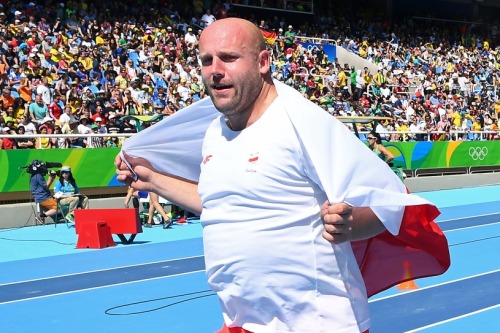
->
xmin=260 ymin=28 xmax=277 ymax=45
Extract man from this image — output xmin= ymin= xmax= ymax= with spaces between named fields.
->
xmin=184 ymin=27 xmax=197 ymax=49
xmin=36 ymin=77 xmax=52 ymax=105
xmin=17 ymin=115 xmax=37 ymax=134
xmin=116 ymin=18 xmax=449 ymax=333
xmin=28 ymin=94 xmax=49 ymax=124
xmin=200 ymin=9 xmax=216 ymax=27
xmin=59 ymin=105 xmax=75 ymax=129
xmin=284 ymin=24 xmax=295 ymax=50
xmin=48 ymin=94 xmax=63 ymax=120
xmin=176 ymin=78 xmax=191 ymax=104
xmin=0 ymin=88 xmax=15 ymax=109
xmin=29 ymin=161 xmax=58 ymax=224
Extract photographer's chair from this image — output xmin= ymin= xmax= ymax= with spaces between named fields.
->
xmin=34 ymin=200 xmax=70 ymax=227
xmin=55 ymin=199 xmax=72 ymax=228
xmin=35 ymin=203 xmax=46 ymax=225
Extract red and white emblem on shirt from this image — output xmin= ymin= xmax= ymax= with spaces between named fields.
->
xmin=203 ymin=154 xmax=213 ymax=165
xmin=245 ymin=153 xmax=259 ymax=173
xmin=248 ymin=153 xmax=259 ymax=164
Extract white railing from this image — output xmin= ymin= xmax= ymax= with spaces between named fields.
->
xmin=0 ymin=133 xmax=134 ymax=139
xmin=1 ymin=130 xmax=499 ymax=143
xmin=230 ymin=0 xmax=314 ymax=14
xmin=296 ymin=36 xmax=337 ymax=45
xmin=354 ymin=130 xmax=500 ymax=142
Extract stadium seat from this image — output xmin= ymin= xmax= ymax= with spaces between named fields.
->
xmin=155 ymin=76 xmax=168 ymax=89
xmin=87 ymin=85 xmax=99 ymax=94
xmin=128 ymin=51 xmax=140 ymax=68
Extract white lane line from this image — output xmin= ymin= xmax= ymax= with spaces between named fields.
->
xmin=438 ymin=212 xmax=500 ymax=223
xmin=0 ymin=269 xmax=206 ymax=305
xmin=0 ymin=255 xmax=205 ymax=287
xmin=444 ymin=221 xmax=500 ymax=232
xmin=404 ymin=304 xmax=500 ymax=332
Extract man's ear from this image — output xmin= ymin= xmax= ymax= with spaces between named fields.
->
xmin=258 ymin=50 xmax=271 ymax=75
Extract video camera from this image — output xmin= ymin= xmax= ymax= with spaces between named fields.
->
xmin=20 ymin=160 xmax=63 ymax=176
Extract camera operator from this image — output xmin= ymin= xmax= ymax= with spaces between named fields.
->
xmin=53 ymin=166 xmax=89 ymax=223
xmin=29 ymin=164 xmax=58 ymax=224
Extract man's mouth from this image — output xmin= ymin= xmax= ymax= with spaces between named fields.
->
xmin=212 ymin=83 xmax=233 ymax=93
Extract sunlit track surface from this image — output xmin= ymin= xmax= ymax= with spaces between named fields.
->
xmin=3 ymin=213 xmax=497 ymax=304
xmin=369 ymin=270 xmax=500 ymax=332
xmin=1 ymin=190 xmax=499 ymax=333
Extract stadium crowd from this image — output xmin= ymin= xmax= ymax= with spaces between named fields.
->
xmin=1 ymin=0 xmax=500 ymax=150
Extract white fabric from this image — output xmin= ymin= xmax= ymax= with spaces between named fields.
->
xmin=121 ymin=80 xmax=434 ymax=331
xmin=123 ymin=80 xmax=431 ymax=227
xmin=199 ymin=99 xmax=367 ymax=332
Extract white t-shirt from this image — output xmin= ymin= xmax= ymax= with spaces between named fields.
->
xmin=198 ymin=98 xmax=369 ymax=332
xmin=37 ymin=84 xmax=52 ymax=105
xmin=201 ymin=13 xmax=216 ymax=27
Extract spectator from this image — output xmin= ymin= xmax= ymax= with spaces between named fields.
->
xmin=40 ymin=116 xmax=55 ymax=133
xmin=1 ymin=88 xmax=15 ymax=109
xmin=50 ymin=125 xmax=68 ymax=149
xmin=200 ymin=9 xmax=216 ymax=28
xmin=144 ymin=192 xmax=173 ymax=228
xmin=17 ymin=115 xmax=37 ymax=134
xmin=14 ymin=125 xmax=35 ymax=149
xmin=48 ymin=95 xmax=64 ymax=121
xmin=35 ymin=125 xmax=52 ymax=149
xmin=85 ymin=124 xmax=104 ymax=148
xmin=0 ymin=126 xmax=14 ymax=149
xmin=53 ymin=166 xmax=89 ymax=223
xmin=29 ymin=94 xmax=49 ymax=124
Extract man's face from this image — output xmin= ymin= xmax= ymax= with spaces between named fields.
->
xmin=198 ymin=21 xmax=267 ymax=117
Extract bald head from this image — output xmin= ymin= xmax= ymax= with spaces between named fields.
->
xmin=200 ymin=18 xmax=267 ymax=55
xmin=197 ymin=18 xmax=277 ymax=130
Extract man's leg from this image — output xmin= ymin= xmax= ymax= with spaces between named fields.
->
xmin=39 ymin=198 xmax=58 ymax=223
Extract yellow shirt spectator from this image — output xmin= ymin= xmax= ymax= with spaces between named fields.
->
xmin=79 ymin=56 xmax=93 ymax=70
xmin=359 ymin=46 xmax=368 ymax=59
xmin=96 ymin=35 xmax=105 ymax=45
xmin=49 ymin=47 xmax=62 ymax=63
xmin=451 ymin=111 xmax=462 ymax=128
xmin=115 ymin=75 xmax=129 ymax=90
xmin=494 ymin=100 xmax=500 ymax=119
xmin=396 ymin=121 xmax=409 ymax=141
xmin=472 ymin=119 xmax=482 ymax=131
xmin=336 ymin=70 xmax=347 ymax=87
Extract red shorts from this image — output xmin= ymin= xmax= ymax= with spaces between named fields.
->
xmin=217 ymin=323 xmax=369 ymax=333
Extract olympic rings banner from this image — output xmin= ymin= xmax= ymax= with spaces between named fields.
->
xmin=0 ymin=141 xmax=499 ymax=193
xmin=385 ymin=141 xmax=499 ymax=169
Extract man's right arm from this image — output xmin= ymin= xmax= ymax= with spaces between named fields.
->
xmin=115 ymin=154 xmax=202 ymax=215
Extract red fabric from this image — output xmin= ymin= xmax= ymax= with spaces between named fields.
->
xmin=352 ymin=203 xmax=450 ymax=297
xmin=217 ymin=323 xmax=369 ymax=333
xmin=217 ymin=323 xmax=252 ymax=333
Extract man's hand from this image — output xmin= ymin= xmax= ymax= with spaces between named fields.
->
xmin=321 ymin=201 xmax=353 ymax=244
xmin=115 ymin=152 xmax=155 ymax=192
xmin=321 ymin=201 xmax=387 ymax=243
